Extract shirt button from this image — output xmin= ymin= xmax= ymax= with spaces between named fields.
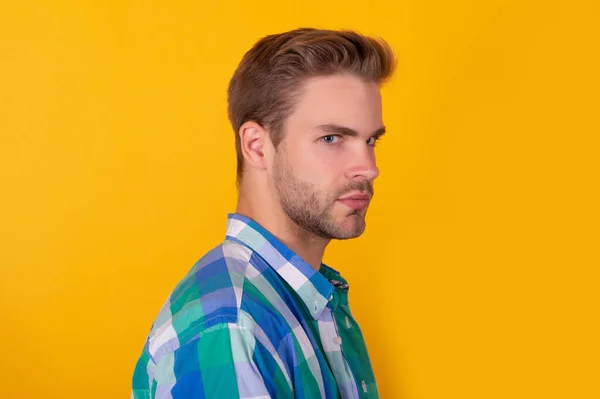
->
xmin=329 ymin=294 xmax=333 ymax=301
xmin=334 ymin=336 xmax=343 ymax=345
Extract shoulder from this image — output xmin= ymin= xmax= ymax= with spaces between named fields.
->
xmin=146 ymin=239 xmax=256 ymax=362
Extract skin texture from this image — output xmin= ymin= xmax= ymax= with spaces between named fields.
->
xmin=236 ymin=73 xmax=384 ymax=270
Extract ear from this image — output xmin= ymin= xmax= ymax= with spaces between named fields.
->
xmin=238 ymin=121 xmax=273 ymax=171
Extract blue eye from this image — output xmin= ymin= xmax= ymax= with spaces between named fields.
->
xmin=322 ymin=135 xmax=340 ymax=144
xmin=367 ymin=136 xmax=380 ymax=146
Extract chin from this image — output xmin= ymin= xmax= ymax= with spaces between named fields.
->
xmin=332 ymin=217 xmax=366 ymax=240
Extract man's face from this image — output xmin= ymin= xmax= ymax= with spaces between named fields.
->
xmin=271 ymin=74 xmax=384 ymax=239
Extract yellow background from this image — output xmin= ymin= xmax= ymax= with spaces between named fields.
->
xmin=1 ymin=1 xmax=598 ymax=398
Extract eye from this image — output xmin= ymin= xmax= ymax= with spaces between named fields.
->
xmin=322 ymin=135 xmax=341 ymax=144
xmin=367 ymin=136 xmax=379 ymax=146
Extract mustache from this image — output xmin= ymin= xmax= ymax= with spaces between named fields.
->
xmin=336 ymin=181 xmax=374 ymax=198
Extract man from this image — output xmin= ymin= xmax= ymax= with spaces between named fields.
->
xmin=132 ymin=27 xmax=396 ymax=398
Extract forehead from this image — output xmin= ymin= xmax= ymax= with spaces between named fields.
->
xmin=285 ymin=74 xmax=383 ymax=133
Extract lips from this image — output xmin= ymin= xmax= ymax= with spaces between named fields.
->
xmin=339 ymin=194 xmax=370 ymax=201
xmin=337 ymin=193 xmax=371 ymax=210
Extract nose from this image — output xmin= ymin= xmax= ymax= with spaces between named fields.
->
xmin=345 ymin=145 xmax=380 ymax=181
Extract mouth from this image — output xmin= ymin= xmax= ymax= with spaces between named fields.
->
xmin=337 ymin=193 xmax=371 ymax=210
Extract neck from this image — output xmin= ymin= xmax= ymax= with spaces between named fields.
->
xmin=235 ymin=178 xmax=330 ymax=271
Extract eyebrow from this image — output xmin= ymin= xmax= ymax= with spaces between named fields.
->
xmin=314 ymin=124 xmax=386 ymax=139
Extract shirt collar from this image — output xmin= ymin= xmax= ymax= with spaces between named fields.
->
xmin=225 ymin=213 xmax=336 ymax=320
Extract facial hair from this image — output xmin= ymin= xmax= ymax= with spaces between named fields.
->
xmin=272 ymin=149 xmax=373 ymax=240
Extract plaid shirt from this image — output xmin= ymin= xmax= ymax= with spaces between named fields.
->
xmin=132 ymin=213 xmax=379 ymax=398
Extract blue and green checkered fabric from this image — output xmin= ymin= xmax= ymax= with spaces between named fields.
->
xmin=131 ymin=213 xmax=379 ymax=398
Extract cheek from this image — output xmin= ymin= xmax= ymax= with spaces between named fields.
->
xmin=311 ymin=158 xmax=346 ymax=199
xmin=318 ymin=148 xmax=352 ymax=184
xmin=291 ymin=143 xmax=345 ymax=191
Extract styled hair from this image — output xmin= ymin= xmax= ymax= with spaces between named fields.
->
xmin=227 ymin=27 xmax=396 ymax=182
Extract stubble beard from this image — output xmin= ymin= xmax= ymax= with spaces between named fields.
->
xmin=272 ymin=152 xmax=370 ymax=240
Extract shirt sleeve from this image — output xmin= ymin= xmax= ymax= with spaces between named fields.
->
xmin=132 ymin=322 xmax=293 ymax=399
